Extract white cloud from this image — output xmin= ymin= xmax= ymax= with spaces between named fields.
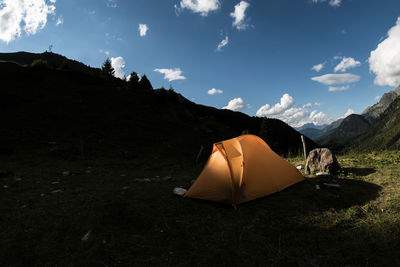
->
xmin=217 ymin=35 xmax=228 ymax=51
xmin=311 ymin=0 xmax=342 ymax=7
xmin=111 ymin=56 xmax=126 ymax=79
xmin=208 ymin=88 xmax=223 ymax=95
xmin=154 ymin=68 xmax=186 ymax=82
xmin=222 ymin=97 xmax=246 ymax=111
xmin=138 ymin=24 xmax=148 ymax=37
xmin=329 ymin=0 xmax=341 ymax=7
xmin=341 ymin=108 xmax=355 ymax=118
xmin=56 ymin=16 xmax=63 ymax=26
xmin=256 ymin=93 xmax=295 ymax=116
xmin=0 ymin=0 xmax=56 ymax=43
xmin=314 ymin=102 xmax=322 ymax=106
xmin=230 ymin=1 xmax=250 ymax=30
xmin=328 ymin=85 xmax=350 ymax=91
xmin=174 ymin=0 xmax=220 ymax=16
xmin=369 ymin=17 xmax=400 ymax=87
xmin=256 ymin=93 xmax=333 ymax=127
xmin=312 ymin=63 xmax=324 ymax=72
xmin=311 ymin=73 xmax=360 ymax=85
xmin=334 ymin=57 xmax=361 ymax=72
xmin=106 ymin=0 xmax=118 ymax=8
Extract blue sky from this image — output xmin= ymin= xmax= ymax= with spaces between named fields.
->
xmin=1 ymin=0 xmax=400 ymax=127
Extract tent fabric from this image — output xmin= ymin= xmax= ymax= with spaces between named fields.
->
xmin=184 ymin=134 xmax=304 ymax=205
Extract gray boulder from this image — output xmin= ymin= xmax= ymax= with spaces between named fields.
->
xmin=305 ymin=148 xmax=340 ymax=175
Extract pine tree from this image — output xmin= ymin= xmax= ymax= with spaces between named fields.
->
xmin=138 ymin=74 xmax=153 ymax=91
xmin=127 ymin=72 xmax=139 ymax=89
xmin=101 ymin=58 xmax=115 ymax=77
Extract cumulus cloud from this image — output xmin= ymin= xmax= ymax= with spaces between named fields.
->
xmin=230 ymin=1 xmax=250 ymax=30
xmin=174 ymin=0 xmax=220 ymax=16
xmin=0 ymin=0 xmax=56 ymax=43
xmin=341 ymin=108 xmax=355 ymax=118
xmin=222 ymin=97 xmax=246 ymax=111
xmin=208 ymin=88 xmax=223 ymax=95
xmin=138 ymin=24 xmax=148 ymax=37
xmin=154 ymin=68 xmax=186 ymax=82
xmin=312 ymin=63 xmax=325 ymax=72
xmin=334 ymin=57 xmax=361 ymax=72
xmin=311 ymin=73 xmax=360 ymax=85
xmin=110 ymin=56 xmax=126 ymax=79
xmin=369 ymin=17 xmax=400 ymax=87
xmin=256 ymin=93 xmax=333 ymax=127
xmin=217 ymin=35 xmax=228 ymax=51
xmin=256 ymin=94 xmax=295 ymax=116
xmin=328 ymin=85 xmax=350 ymax=92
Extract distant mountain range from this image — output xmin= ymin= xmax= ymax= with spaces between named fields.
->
xmin=0 ymin=51 xmax=317 ymax=161
xmin=297 ymin=85 xmax=400 ymax=150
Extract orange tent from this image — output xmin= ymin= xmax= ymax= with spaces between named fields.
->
xmin=184 ymin=134 xmax=304 ymax=205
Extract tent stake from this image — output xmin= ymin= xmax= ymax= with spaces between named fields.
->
xmin=195 ymin=145 xmax=204 ymax=163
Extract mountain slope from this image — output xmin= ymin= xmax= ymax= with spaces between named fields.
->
xmin=0 ymin=52 xmax=316 ymax=162
xmin=320 ymin=114 xmax=371 ymax=149
xmin=362 ymin=86 xmax=400 ymax=123
xmin=351 ymin=95 xmax=400 ymax=151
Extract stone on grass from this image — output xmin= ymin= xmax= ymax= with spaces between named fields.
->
xmin=173 ymin=187 xmax=187 ymax=196
xmin=306 ymin=148 xmax=340 ymax=175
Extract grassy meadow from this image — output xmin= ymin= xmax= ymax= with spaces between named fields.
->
xmin=1 ymin=150 xmax=399 ymax=266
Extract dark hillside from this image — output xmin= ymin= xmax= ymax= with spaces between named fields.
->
xmin=320 ymin=114 xmax=371 ymax=150
xmin=0 ymin=54 xmax=316 ymax=163
xmin=351 ymin=95 xmax=400 ymax=151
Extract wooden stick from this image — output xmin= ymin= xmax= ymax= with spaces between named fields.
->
xmin=301 ymin=135 xmax=307 ymax=165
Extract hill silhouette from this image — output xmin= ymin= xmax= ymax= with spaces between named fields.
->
xmin=0 ymin=52 xmax=317 ymax=163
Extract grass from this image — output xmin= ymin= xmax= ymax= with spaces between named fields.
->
xmin=1 ymin=150 xmax=400 ymax=266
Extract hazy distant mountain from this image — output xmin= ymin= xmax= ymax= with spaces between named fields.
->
xmin=0 ymin=51 xmax=316 ymax=160
xmin=319 ymin=114 xmax=371 ymax=148
xmin=297 ymin=119 xmax=343 ymax=141
xmin=362 ymin=86 xmax=400 ymax=123
xmin=299 ymin=86 xmax=400 ymax=148
xmin=295 ymin=123 xmax=327 ymax=131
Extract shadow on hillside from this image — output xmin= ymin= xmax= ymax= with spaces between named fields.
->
xmin=342 ymin=167 xmax=376 ymax=176
xmin=229 ymin=176 xmax=382 ymax=213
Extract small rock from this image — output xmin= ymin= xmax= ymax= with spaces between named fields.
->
xmin=41 ymin=193 xmax=45 ymax=197
xmin=81 ymin=230 xmax=91 ymax=241
xmin=305 ymin=148 xmax=341 ymax=175
xmin=51 ymin=189 xmax=63 ymax=194
xmin=296 ymin=165 xmax=303 ymax=170
xmin=3 ymin=185 xmax=9 ymax=189
xmin=120 ymin=174 xmax=126 ymax=177
xmin=15 ymin=177 xmax=22 ymax=181
xmin=51 ymin=181 xmax=60 ymax=185
xmin=122 ymin=186 xmax=129 ymax=190
xmin=315 ymin=184 xmax=320 ymax=190
xmin=62 ymin=171 xmax=70 ymax=176
xmin=173 ymin=187 xmax=187 ymax=196
xmin=143 ymin=178 xmax=151 ymax=182
xmin=316 ymin=172 xmax=330 ymax=176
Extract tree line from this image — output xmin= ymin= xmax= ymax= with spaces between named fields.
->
xmin=101 ymin=58 xmax=153 ymax=91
